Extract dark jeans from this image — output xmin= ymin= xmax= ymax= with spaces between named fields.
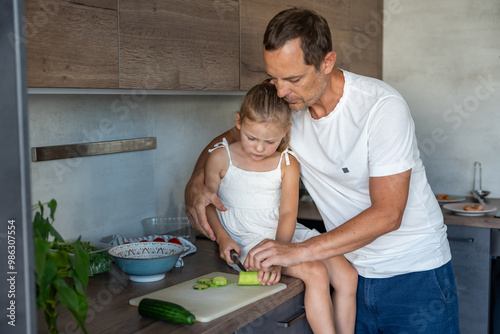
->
xmin=355 ymin=261 xmax=460 ymax=333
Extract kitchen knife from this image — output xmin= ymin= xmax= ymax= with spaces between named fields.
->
xmin=230 ymin=250 xmax=247 ymax=272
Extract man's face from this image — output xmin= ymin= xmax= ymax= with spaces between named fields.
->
xmin=264 ymin=38 xmax=327 ymax=111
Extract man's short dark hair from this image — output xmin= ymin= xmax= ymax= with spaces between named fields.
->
xmin=263 ymin=8 xmax=333 ymax=71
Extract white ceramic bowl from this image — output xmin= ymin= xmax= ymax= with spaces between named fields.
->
xmin=141 ymin=217 xmax=196 ymax=243
xmin=108 ymin=242 xmax=183 ymax=282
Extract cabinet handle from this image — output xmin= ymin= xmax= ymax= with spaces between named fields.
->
xmin=277 ymin=308 xmax=306 ymax=328
xmin=448 ymin=237 xmax=474 ymax=243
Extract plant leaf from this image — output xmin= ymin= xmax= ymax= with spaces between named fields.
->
xmin=71 ymin=239 xmax=90 ymax=288
xmin=53 ymin=277 xmax=89 ymax=334
xmin=34 ymin=238 xmax=50 ymax=289
xmin=47 ymin=223 xmax=65 ymax=243
xmin=33 ymin=199 xmax=89 ymax=334
xmin=48 ymin=248 xmax=70 ymax=271
xmin=36 ymin=256 xmax=58 ymax=311
xmin=53 ymin=277 xmax=79 ymax=311
xmin=48 ymin=199 xmax=57 ymax=221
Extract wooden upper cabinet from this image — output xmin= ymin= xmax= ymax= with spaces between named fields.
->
xmin=240 ymin=0 xmax=383 ymax=90
xmin=315 ymin=0 xmax=351 ymax=72
xmin=24 ymin=0 xmax=381 ymax=90
xmin=240 ymin=0 xmax=312 ymax=91
xmin=348 ymin=0 xmax=383 ymax=79
xmin=119 ymin=0 xmax=239 ymax=90
xmin=25 ymin=0 xmax=119 ymax=88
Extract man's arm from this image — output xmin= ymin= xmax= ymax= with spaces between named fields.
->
xmin=244 ymin=169 xmax=411 ymax=270
xmin=184 ymin=127 xmax=240 ymax=240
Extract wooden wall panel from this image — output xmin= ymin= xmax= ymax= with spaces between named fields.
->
xmin=25 ymin=0 xmax=119 ymax=88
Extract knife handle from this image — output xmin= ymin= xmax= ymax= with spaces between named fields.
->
xmin=230 ymin=249 xmax=238 ymax=260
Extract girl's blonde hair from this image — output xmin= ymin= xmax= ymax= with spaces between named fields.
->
xmin=237 ymin=80 xmax=291 ymax=152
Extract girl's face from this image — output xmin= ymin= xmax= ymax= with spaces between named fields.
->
xmin=236 ymin=114 xmax=289 ymax=161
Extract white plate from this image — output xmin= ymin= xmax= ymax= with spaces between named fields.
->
xmin=435 ymin=194 xmax=466 ymax=205
xmin=442 ymin=202 xmax=497 ymax=216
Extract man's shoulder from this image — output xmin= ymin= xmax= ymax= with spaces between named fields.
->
xmin=344 ymin=70 xmax=402 ymax=100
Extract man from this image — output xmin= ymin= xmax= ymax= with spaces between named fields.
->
xmin=185 ymin=8 xmax=459 ymax=333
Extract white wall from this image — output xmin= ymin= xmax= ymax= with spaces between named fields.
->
xmin=383 ymin=0 xmax=500 ymax=198
xmin=29 ymin=93 xmax=243 ymax=241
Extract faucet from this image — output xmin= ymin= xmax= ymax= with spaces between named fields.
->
xmin=472 ymin=161 xmax=490 ymax=205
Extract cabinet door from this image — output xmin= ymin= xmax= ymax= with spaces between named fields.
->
xmin=24 ymin=0 xmax=119 ymax=88
xmin=240 ymin=0 xmax=311 ymax=91
xmin=236 ymin=292 xmax=312 ymax=334
xmin=119 ymin=0 xmax=239 ymax=90
xmin=315 ymin=0 xmax=351 ymax=73
xmin=348 ymin=0 xmax=383 ymax=79
xmin=447 ymin=225 xmax=491 ymax=334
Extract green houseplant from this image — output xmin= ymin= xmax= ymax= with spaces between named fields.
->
xmin=33 ymin=199 xmax=90 ymax=334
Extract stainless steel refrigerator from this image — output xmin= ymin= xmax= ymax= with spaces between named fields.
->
xmin=0 ymin=0 xmax=35 ymax=333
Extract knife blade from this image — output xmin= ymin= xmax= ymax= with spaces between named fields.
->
xmin=230 ymin=250 xmax=247 ymax=272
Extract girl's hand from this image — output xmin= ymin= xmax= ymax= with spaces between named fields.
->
xmin=259 ymin=266 xmax=281 ymax=285
xmin=218 ymin=237 xmax=241 ymax=263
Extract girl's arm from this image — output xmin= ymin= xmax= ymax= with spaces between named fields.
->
xmin=276 ymin=154 xmax=301 ymax=243
xmin=259 ymin=154 xmax=300 ymax=285
xmin=204 ymin=149 xmax=241 ymax=262
xmin=185 ymin=127 xmax=241 ymax=240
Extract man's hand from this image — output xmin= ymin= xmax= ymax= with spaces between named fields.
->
xmin=184 ymin=170 xmax=226 ymax=241
xmin=244 ymin=239 xmax=304 ymax=272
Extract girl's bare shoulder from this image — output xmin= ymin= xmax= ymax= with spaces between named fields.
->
xmin=281 ymin=152 xmax=300 ymax=177
xmin=282 ymin=151 xmax=299 ymax=167
xmin=207 ymin=145 xmax=229 ymax=169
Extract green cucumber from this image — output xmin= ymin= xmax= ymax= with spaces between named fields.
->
xmin=238 ymin=271 xmax=271 ymax=285
xmin=138 ymin=298 xmax=195 ymax=325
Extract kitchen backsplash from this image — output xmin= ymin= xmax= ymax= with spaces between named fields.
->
xmin=29 ymin=93 xmax=243 ymax=241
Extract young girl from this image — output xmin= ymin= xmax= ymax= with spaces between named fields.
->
xmin=204 ymin=82 xmax=357 ymax=334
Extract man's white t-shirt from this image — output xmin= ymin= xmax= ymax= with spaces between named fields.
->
xmin=290 ymin=70 xmax=451 ymax=278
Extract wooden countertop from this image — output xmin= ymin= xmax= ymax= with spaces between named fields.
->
xmin=297 ymin=198 xmax=500 ymax=229
xmin=37 ymin=239 xmax=305 ymax=334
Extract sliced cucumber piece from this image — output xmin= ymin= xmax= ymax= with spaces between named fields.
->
xmin=197 ymin=277 xmax=213 ymax=285
xmin=212 ymin=276 xmax=228 ymax=286
xmin=193 ymin=284 xmax=209 ymax=290
xmin=194 ymin=275 xmax=234 ymax=289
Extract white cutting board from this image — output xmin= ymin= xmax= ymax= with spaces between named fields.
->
xmin=129 ymin=271 xmax=286 ymax=322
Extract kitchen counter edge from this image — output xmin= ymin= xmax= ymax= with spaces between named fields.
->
xmin=298 ymin=199 xmax=500 ymax=229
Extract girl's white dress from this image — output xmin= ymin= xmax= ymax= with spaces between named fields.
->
xmin=210 ymin=138 xmax=321 ymax=271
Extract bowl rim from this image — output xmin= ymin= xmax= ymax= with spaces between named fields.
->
xmin=141 ymin=217 xmax=190 ymax=223
xmin=108 ymin=242 xmax=183 ymax=260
